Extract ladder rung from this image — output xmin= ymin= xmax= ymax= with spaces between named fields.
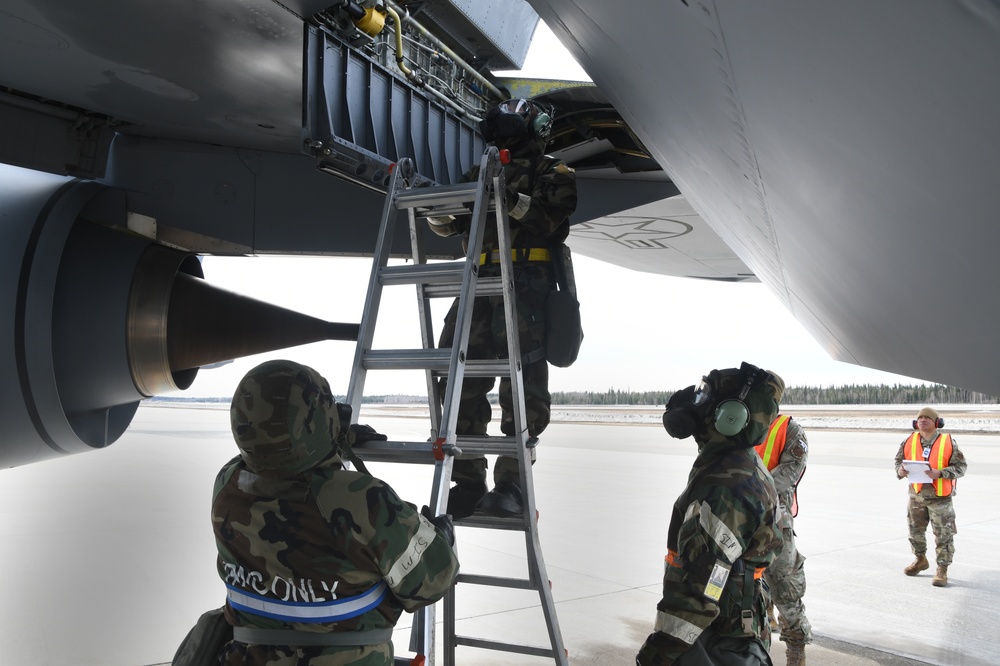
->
xmin=393 ymin=181 xmax=481 ymax=210
xmin=453 ymin=514 xmax=528 ymax=531
xmin=362 ymin=348 xmax=450 ymax=371
xmin=353 ymin=435 xmax=521 ymax=463
xmin=414 ymin=200 xmax=498 ymax=218
xmin=463 ymin=359 xmax=514 ymax=377
xmin=424 ymin=277 xmax=504 ymax=299
xmin=379 ymin=261 xmax=465 ymax=287
xmin=378 ymin=263 xmax=504 ymax=297
xmin=362 ymin=349 xmax=512 ymax=377
xmin=352 ymin=439 xmax=458 ymax=464
xmin=454 ymin=435 xmax=520 ymax=456
xmin=453 ymin=635 xmax=555 ymax=659
xmin=457 ymin=573 xmax=536 ymax=589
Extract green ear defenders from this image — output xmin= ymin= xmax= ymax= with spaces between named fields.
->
xmin=662 ymin=363 xmax=766 ymax=439
xmin=530 ymin=105 xmax=552 ymax=139
xmin=712 ymin=364 xmax=763 ymax=436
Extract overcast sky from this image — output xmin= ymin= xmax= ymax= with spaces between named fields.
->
xmin=181 ymin=22 xmax=925 ymax=400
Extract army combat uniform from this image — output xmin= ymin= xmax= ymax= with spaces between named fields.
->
xmin=756 ymin=416 xmax=812 ymax=648
xmin=213 ymin=360 xmax=459 ymax=665
xmin=438 ymin=141 xmax=577 ymax=488
xmin=638 ymin=364 xmax=785 ymax=666
xmin=894 ymin=427 xmax=967 ymax=571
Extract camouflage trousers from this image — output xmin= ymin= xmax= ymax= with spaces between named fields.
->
xmin=907 ymin=492 xmax=957 ymax=566
xmin=438 ymin=262 xmax=553 ymax=485
xmin=763 ymin=527 xmax=812 ymax=645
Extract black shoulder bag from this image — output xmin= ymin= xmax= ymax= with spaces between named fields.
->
xmin=544 ymin=243 xmax=584 ymax=367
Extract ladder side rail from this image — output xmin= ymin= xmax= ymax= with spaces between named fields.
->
xmin=345 ymin=159 xmax=413 ymax=416
xmin=491 ymin=165 xmax=536 ymax=537
xmin=443 ymin=584 xmax=458 ymax=666
xmin=439 ymin=147 xmax=501 ymax=666
xmin=404 ymin=205 xmax=441 ymax=665
xmin=493 ymin=161 xmax=570 ymax=666
xmin=407 ymin=209 xmax=443 ymax=441
xmin=491 ymin=159 xmax=543 ymax=582
xmin=436 ymin=147 xmax=500 ymax=462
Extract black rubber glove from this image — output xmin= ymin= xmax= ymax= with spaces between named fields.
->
xmin=348 ymin=423 xmax=387 ymax=446
xmin=421 ymin=505 xmax=455 ymax=547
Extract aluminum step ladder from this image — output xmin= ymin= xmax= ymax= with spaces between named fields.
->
xmin=345 ymin=147 xmax=568 ymax=666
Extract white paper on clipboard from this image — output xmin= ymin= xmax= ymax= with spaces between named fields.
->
xmin=902 ymin=460 xmax=933 ymax=483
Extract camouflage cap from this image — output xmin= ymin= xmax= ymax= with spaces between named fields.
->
xmin=230 ymin=360 xmax=341 ymax=478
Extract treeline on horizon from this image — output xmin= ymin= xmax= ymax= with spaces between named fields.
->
xmin=548 ymin=383 xmax=1000 ymax=406
xmin=153 ymin=383 xmax=998 ymax=405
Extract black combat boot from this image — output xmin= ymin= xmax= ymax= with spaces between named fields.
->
xmin=478 ymin=481 xmax=523 ymax=517
xmin=446 ymin=482 xmax=487 ymax=520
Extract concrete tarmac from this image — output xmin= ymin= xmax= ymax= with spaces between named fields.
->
xmin=0 ymin=404 xmax=996 ymax=665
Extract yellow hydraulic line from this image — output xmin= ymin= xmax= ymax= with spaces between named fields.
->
xmin=381 ymin=4 xmax=414 ymax=78
xmin=384 ymin=0 xmax=507 ymax=102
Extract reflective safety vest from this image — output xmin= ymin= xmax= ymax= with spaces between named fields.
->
xmin=904 ymin=432 xmax=955 ymax=496
xmin=754 ymin=415 xmax=801 ymax=516
xmin=755 ymin=415 xmax=791 ymax=471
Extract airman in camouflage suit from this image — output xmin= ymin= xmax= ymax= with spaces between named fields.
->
xmin=638 ymin=363 xmax=785 ymax=666
xmin=434 ymin=98 xmax=577 ymax=518
xmin=894 ymin=406 xmax=967 ymax=587
xmin=213 ymin=360 xmax=459 ymax=665
xmin=756 ymin=415 xmax=811 ymax=665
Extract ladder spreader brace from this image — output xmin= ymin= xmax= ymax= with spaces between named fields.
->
xmin=345 ymin=148 xmax=568 ymax=666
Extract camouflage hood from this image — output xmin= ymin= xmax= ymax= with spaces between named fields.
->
xmin=230 ymin=360 xmax=342 ymax=479
xmin=695 ymin=364 xmax=785 ymax=451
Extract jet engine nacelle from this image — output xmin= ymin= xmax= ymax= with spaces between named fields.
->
xmin=2 ymin=164 xmax=358 ymax=469
xmin=1 ymin=165 xmax=205 ymax=468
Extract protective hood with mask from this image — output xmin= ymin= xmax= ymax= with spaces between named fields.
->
xmin=479 ymin=97 xmax=552 ymax=155
xmin=230 ymin=360 xmax=342 ymax=479
xmin=662 ymin=362 xmax=785 ymax=452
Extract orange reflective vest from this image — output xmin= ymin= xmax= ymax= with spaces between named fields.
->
xmin=904 ymin=432 xmax=955 ymax=496
xmin=755 ymin=415 xmax=801 ymax=516
xmin=755 ymin=415 xmax=791 ymax=470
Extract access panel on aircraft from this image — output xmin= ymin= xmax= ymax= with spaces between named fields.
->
xmin=301 ymin=4 xmax=537 ymax=190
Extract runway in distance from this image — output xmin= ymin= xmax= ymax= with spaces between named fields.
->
xmin=0 ymin=404 xmax=996 ymax=666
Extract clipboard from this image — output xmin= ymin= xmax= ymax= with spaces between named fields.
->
xmin=902 ymin=460 xmax=933 ymax=483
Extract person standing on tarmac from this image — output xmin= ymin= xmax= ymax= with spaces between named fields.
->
xmin=895 ymin=406 xmax=967 ymax=587
xmin=428 ymin=97 xmax=578 ymax=519
xmin=637 ymin=362 xmax=785 ymax=666
xmin=212 ymin=360 xmax=459 ymax=665
xmin=755 ymin=414 xmax=812 ymax=666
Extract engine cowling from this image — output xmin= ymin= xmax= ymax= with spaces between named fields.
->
xmin=2 ymin=164 xmax=357 ymax=468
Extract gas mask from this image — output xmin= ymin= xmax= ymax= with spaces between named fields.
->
xmin=479 ymin=98 xmax=552 ymax=146
xmin=662 ymin=362 xmax=784 ymax=447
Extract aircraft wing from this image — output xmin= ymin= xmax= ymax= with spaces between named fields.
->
xmin=530 ymin=0 xmax=1000 ymax=393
